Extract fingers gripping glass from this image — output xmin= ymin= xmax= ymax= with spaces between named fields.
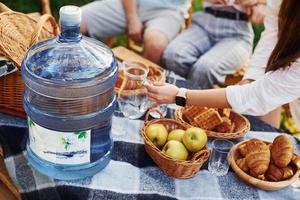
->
xmin=148 ymin=69 xmax=177 ymax=118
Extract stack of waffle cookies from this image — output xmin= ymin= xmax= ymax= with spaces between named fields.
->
xmin=182 ymin=106 xmax=235 ymax=133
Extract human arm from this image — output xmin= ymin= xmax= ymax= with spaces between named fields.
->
xmin=250 ymin=4 xmax=265 ymax=24
xmin=122 ymin=0 xmax=143 ymax=42
xmin=146 ymin=60 xmax=300 ymax=116
xmin=227 ymin=61 xmax=300 ymax=116
xmin=146 ymin=82 xmax=230 ymax=108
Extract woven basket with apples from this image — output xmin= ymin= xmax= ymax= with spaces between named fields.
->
xmin=228 ymin=135 xmax=300 ymax=190
xmin=141 ymin=109 xmax=210 ymax=179
xmin=175 ymin=106 xmax=250 ymax=139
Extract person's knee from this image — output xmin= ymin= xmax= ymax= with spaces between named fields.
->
xmin=143 ymin=31 xmax=168 ymax=63
xmin=189 ymin=58 xmax=220 ymax=88
xmin=144 ymin=32 xmax=168 ymax=53
xmin=162 ymin=41 xmax=179 ymax=68
xmin=194 ymin=58 xmax=217 ymax=76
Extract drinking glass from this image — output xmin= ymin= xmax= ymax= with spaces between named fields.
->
xmin=208 ymin=139 xmax=234 ymax=176
xmin=117 ymin=61 xmax=149 ymax=120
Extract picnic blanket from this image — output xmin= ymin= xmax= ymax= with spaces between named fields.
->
xmin=0 ymin=109 xmax=300 ymax=200
xmin=0 ymin=55 xmax=17 ymax=77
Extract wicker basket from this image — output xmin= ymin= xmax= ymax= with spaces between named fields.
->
xmin=141 ymin=109 xmax=210 ymax=179
xmin=229 ymin=140 xmax=300 ymax=191
xmin=175 ymin=107 xmax=250 ymax=139
xmin=0 ymin=5 xmax=59 ymax=117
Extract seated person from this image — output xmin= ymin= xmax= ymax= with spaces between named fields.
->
xmin=146 ymin=0 xmax=300 ymax=129
xmin=163 ymin=0 xmax=266 ymax=89
xmin=80 ymin=0 xmax=189 ymax=64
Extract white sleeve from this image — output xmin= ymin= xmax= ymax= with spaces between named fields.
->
xmin=226 ymin=60 xmax=300 ymax=116
xmin=243 ymin=1 xmax=278 ymax=80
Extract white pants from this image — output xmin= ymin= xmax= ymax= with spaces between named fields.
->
xmin=81 ymin=0 xmax=184 ymax=41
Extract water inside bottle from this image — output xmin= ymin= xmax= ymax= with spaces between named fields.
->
xmin=22 ymin=5 xmax=118 ymax=180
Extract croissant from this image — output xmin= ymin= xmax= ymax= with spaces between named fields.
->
xmin=250 ymin=170 xmax=266 ymax=180
xmin=266 ymin=164 xmax=294 ymax=181
xmin=236 ymin=158 xmax=249 ymax=173
xmin=238 ymin=143 xmax=247 ymax=157
xmin=271 ymin=135 xmax=293 ymax=168
xmin=291 ymin=155 xmax=300 ymax=169
xmin=214 ymin=117 xmax=232 ymax=133
xmin=238 ymin=139 xmax=262 ymax=157
xmin=282 ymin=166 xmax=294 ymax=179
xmin=245 ymin=139 xmax=270 ymax=175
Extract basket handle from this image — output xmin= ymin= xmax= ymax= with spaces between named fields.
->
xmin=29 ymin=14 xmax=59 ymax=47
xmin=144 ymin=108 xmax=164 ymax=125
xmin=190 ymin=148 xmax=210 ymax=163
xmin=117 ymin=71 xmax=128 ymax=99
xmin=0 ymin=3 xmax=11 ymax=13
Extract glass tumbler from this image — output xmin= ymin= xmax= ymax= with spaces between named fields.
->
xmin=117 ymin=61 xmax=149 ymax=119
xmin=208 ymin=139 xmax=234 ymax=176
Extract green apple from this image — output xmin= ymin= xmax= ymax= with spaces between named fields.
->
xmin=162 ymin=140 xmax=189 ymax=161
xmin=183 ymin=127 xmax=207 ymax=152
xmin=145 ymin=123 xmax=168 ymax=148
xmin=167 ymin=129 xmax=185 ymax=142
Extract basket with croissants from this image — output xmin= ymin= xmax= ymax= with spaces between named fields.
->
xmin=229 ymin=135 xmax=300 ymax=190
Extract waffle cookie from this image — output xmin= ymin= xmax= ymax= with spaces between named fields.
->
xmin=193 ymin=108 xmax=223 ymax=130
xmin=222 ymin=108 xmax=231 ymax=118
xmin=182 ymin=106 xmax=207 ymax=124
xmin=214 ymin=117 xmax=235 ymax=133
xmin=217 ymin=108 xmax=231 ymax=118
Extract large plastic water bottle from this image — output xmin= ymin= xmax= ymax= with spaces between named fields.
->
xmin=22 ymin=6 xmax=118 ymax=180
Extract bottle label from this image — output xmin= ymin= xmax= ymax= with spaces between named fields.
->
xmin=28 ymin=118 xmax=91 ymax=165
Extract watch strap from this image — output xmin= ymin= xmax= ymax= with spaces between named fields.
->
xmin=175 ymin=88 xmax=187 ymax=106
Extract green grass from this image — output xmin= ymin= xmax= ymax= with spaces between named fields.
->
xmin=2 ymin=0 xmax=263 ymax=48
xmin=2 ymin=0 xmax=91 ymax=19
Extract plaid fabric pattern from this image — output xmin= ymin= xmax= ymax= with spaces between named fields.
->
xmin=0 ymin=78 xmax=299 ymax=200
xmin=0 ymin=55 xmax=17 ymax=77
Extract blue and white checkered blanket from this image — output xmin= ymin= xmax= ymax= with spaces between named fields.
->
xmin=0 ymin=110 xmax=300 ymax=200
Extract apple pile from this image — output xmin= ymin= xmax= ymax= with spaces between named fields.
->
xmin=145 ymin=124 xmax=208 ymax=161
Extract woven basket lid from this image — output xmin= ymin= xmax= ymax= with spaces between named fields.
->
xmin=0 ymin=11 xmax=59 ymax=69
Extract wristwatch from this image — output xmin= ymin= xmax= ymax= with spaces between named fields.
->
xmin=175 ymin=88 xmax=187 ymax=107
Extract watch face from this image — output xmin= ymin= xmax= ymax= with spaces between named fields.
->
xmin=176 ymin=96 xmax=186 ymax=107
